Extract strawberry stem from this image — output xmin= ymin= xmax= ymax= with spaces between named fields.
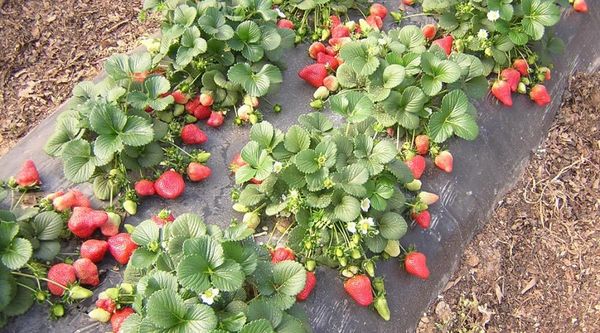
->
xmin=11 ymin=271 xmax=69 ymax=291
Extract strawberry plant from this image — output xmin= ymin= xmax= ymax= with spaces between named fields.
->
xmin=88 ymin=212 xmax=312 ymax=332
xmin=231 ymin=115 xmax=440 ymax=318
xmin=273 ymin=0 xmax=369 ymax=42
xmin=0 ymin=178 xmax=94 ymax=327
xmin=402 ymin=0 xmax=578 ymax=105
xmin=141 ymin=0 xmax=295 ymax=123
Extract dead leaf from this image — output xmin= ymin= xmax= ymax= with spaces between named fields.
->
xmin=494 ymin=283 xmax=503 ymax=304
xmin=520 ymin=277 xmax=537 ymax=295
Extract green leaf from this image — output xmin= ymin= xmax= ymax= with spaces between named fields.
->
xmin=335 ymin=63 xmax=359 ymax=89
xmin=315 ymin=139 xmax=337 ymax=168
xmin=421 ymin=74 xmax=443 ymax=96
xmin=0 ymin=267 xmax=17 ymax=311
xmin=0 ymin=222 xmax=18 ymax=251
xmin=250 ymin=121 xmax=275 ymax=149
xmin=34 ymin=241 xmax=61 ymax=261
xmin=247 ymin=300 xmax=282 ymax=328
xmin=241 ymin=319 xmax=274 ymax=333
xmin=228 ymin=63 xmax=280 ymax=97
xmin=429 ymin=90 xmax=479 ymax=142
xmin=386 ymin=160 xmax=414 ymax=184
xmin=183 ymin=236 xmax=224 ymax=267
xmin=382 ymin=64 xmax=405 ymax=89
xmin=31 ymin=211 xmax=63 ymax=240
xmin=177 ymin=254 xmax=211 ymax=293
xmin=198 ymin=8 xmax=234 ymax=40
xmin=61 ymin=139 xmax=96 ymax=182
xmin=3 ymin=277 xmax=35 ymax=317
xmin=395 ymin=25 xmax=427 ymax=52
xmin=121 ymin=116 xmax=154 ymax=147
xmin=130 ymin=248 xmax=159 ymax=269
xmin=298 ymin=112 xmax=333 ymax=134
xmin=378 ymin=212 xmax=408 ymax=240
xmin=1 ymin=238 xmax=32 ymax=270
xmin=168 ymin=213 xmax=206 ymax=239
xmin=284 ymin=125 xmax=311 ymax=153
xmin=132 ymin=220 xmax=160 ymax=246
xmin=370 ymin=140 xmax=397 ymax=165
xmin=295 ymin=150 xmax=319 ymax=174
xmin=272 ymin=261 xmax=306 ymax=296
xmin=339 ymin=41 xmax=380 ymax=76
xmin=276 ymin=313 xmax=306 ymax=333
xmin=329 ymin=91 xmax=373 ymax=123
xmin=212 ymin=259 xmax=244 ymax=291
xmin=334 ymin=196 xmax=361 ymax=222
xmin=222 ymin=242 xmax=258 ymax=276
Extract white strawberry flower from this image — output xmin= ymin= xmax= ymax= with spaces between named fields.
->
xmin=477 ymin=29 xmax=489 ymax=40
xmin=487 ymin=10 xmax=500 ymax=22
xmin=347 ymin=222 xmax=357 ymax=234
xmin=200 ymin=288 xmax=220 ymax=305
xmin=360 ymin=198 xmax=371 ymax=212
xmin=358 ymin=217 xmax=375 ymax=235
xmin=273 ymin=161 xmax=283 ymax=173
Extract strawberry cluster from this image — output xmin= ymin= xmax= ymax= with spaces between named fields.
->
xmin=491 ymin=59 xmax=552 ymax=107
xmin=88 ymin=283 xmax=136 ymax=333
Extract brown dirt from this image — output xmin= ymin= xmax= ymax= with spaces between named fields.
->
xmin=0 ymin=0 xmax=158 ymax=156
xmin=418 ymin=72 xmax=600 ymax=332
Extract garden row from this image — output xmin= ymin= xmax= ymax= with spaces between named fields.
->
xmin=0 ymin=0 xmax=589 ymax=332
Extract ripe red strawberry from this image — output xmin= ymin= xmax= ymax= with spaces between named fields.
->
xmin=207 ymin=111 xmax=225 ymax=128
xmin=491 ymin=80 xmax=513 ymax=106
xmin=108 ymin=233 xmax=138 ymax=265
xmin=277 ymin=19 xmax=294 ymax=29
xmin=95 ymin=298 xmax=116 ymax=313
xmin=131 ymin=71 xmax=148 ymax=83
xmin=53 ymin=191 xmax=77 ymax=211
xmin=331 ymin=25 xmax=350 ymax=38
xmin=329 ymin=15 xmax=341 ymax=28
xmin=193 ymin=105 xmax=212 ymax=120
xmin=72 ymin=190 xmax=91 ymax=208
xmin=412 ymin=210 xmax=431 ymax=229
xmin=134 ymin=179 xmax=155 ymax=197
xmin=180 ymin=124 xmax=208 ymax=145
xmin=229 ymin=153 xmax=247 ymax=173
xmin=296 ymin=271 xmax=317 ymax=301
xmin=324 ymin=46 xmax=338 ymax=56
xmin=432 ymin=35 xmax=453 ymax=56
xmin=422 ymin=24 xmax=437 ymax=40
xmin=343 ymin=275 xmax=373 ymax=306
xmin=512 ymin=58 xmax=529 ymax=76
xmin=404 ymin=251 xmax=430 ymax=280
xmin=308 ymin=42 xmax=326 ymax=59
xmin=15 ymin=160 xmax=41 ymax=187
xmin=250 ymin=178 xmax=263 ymax=185
xmin=415 ymin=135 xmax=429 ymax=155
xmin=366 ymin=15 xmax=383 ymax=30
xmin=185 ymin=96 xmax=200 ymax=114
xmin=369 ymin=3 xmax=388 ymax=19
xmin=68 ymin=207 xmax=108 ymax=238
xmin=47 ymin=263 xmax=76 ymax=296
xmin=171 ymin=91 xmax=188 ymax=104
xmin=328 ymin=37 xmax=350 ymax=49
xmin=151 ymin=209 xmax=175 ymax=226
xmin=434 ymin=151 xmax=453 ymax=173
xmin=101 ymin=212 xmax=121 ymax=237
xmin=271 ymin=247 xmax=295 ymax=263
xmin=316 ymin=52 xmax=340 ymax=70
xmin=111 ymin=307 xmax=135 ymax=333
xmin=573 ymin=0 xmax=588 ymax=13
xmin=80 ymin=239 xmax=108 ymax=263
xmin=199 ymin=93 xmax=214 ymax=107
xmin=154 ymin=170 xmax=185 ymax=199
xmin=298 ymin=63 xmax=328 ymax=88
xmin=73 ymin=258 xmax=99 ymax=287
xmin=500 ymin=68 xmax=521 ymax=92
xmin=404 ymin=155 xmax=426 ymax=179
xmin=530 ymin=84 xmax=551 ymax=106
xmin=187 ymin=162 xmax=211 ymax=182
xmin=402 ymin=0 xmax=415 ymax=5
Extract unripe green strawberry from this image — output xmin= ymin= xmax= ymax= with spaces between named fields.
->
xmin=362 ymin=260 xmax=375 ymax=277
xmin=51 ymin=304 xmax=65 ymax=318
xmin=123 ymin=200 xmax=137 ymax=215
xmin=418 ymin=191 xmax=439 ymax=205
xmin=68 ymin=285 xmax=93 ymax=300
xmin=242 ymin=211 xmax=260 ymax=229
xmin=313 ymin=86 xmax=330 ymax=99
xmin=305 ymin=259 xmax=316 ymax=272
xmin=517 ymin=82 xmax=527 ymax=94
xmin=89 ymin=308 xmax=111 ymax=323
xmin=374 ymin=296 xmax=391 ymax=321
xmin=384 ymin=239 xmax=401 ymax=257
xmin=405 ymin=179 xmax=422 ymax=191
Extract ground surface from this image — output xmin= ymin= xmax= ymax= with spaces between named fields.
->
xmin=417 ymin=73 xmax=600 ymax=332
xmin=0 ymin=0 xmax=156 ymax=156
xmin=1 ymin=1 xmax=599 ymax=332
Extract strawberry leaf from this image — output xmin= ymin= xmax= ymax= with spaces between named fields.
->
xmin=247 ymin=300 xmax=283 ymax=328
xmin=1 ymin=238 xmax=32 ymax=270
xmin=329 ymin=91 xmax=373 ymax=123
xmin=333 ymin=195 xmax=361 ymax=222
xmin=132 ymin=220 xmax=160 ymax=246
xmin=168 ymin=213 xmax=207 ymax=239
xmin=240 ymin=319 xmax=274 ymax=333
xmin=31 ymin=212 xmax=63 ymax=240
xmin=378 ymin=212 xmax=408 ymax=240
xmin=62 ymin=139 xmax=96 ymax=183
xmin=284 ymin=125 xmax=311 ymax=153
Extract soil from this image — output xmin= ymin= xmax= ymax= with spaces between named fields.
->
xmin=417 ymin=72 xmax=600 ymax=332
xmin=1 ymin=1 xmax=599 ymax=332
xmin=0 ymin=0 xmax=158 ymax=156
